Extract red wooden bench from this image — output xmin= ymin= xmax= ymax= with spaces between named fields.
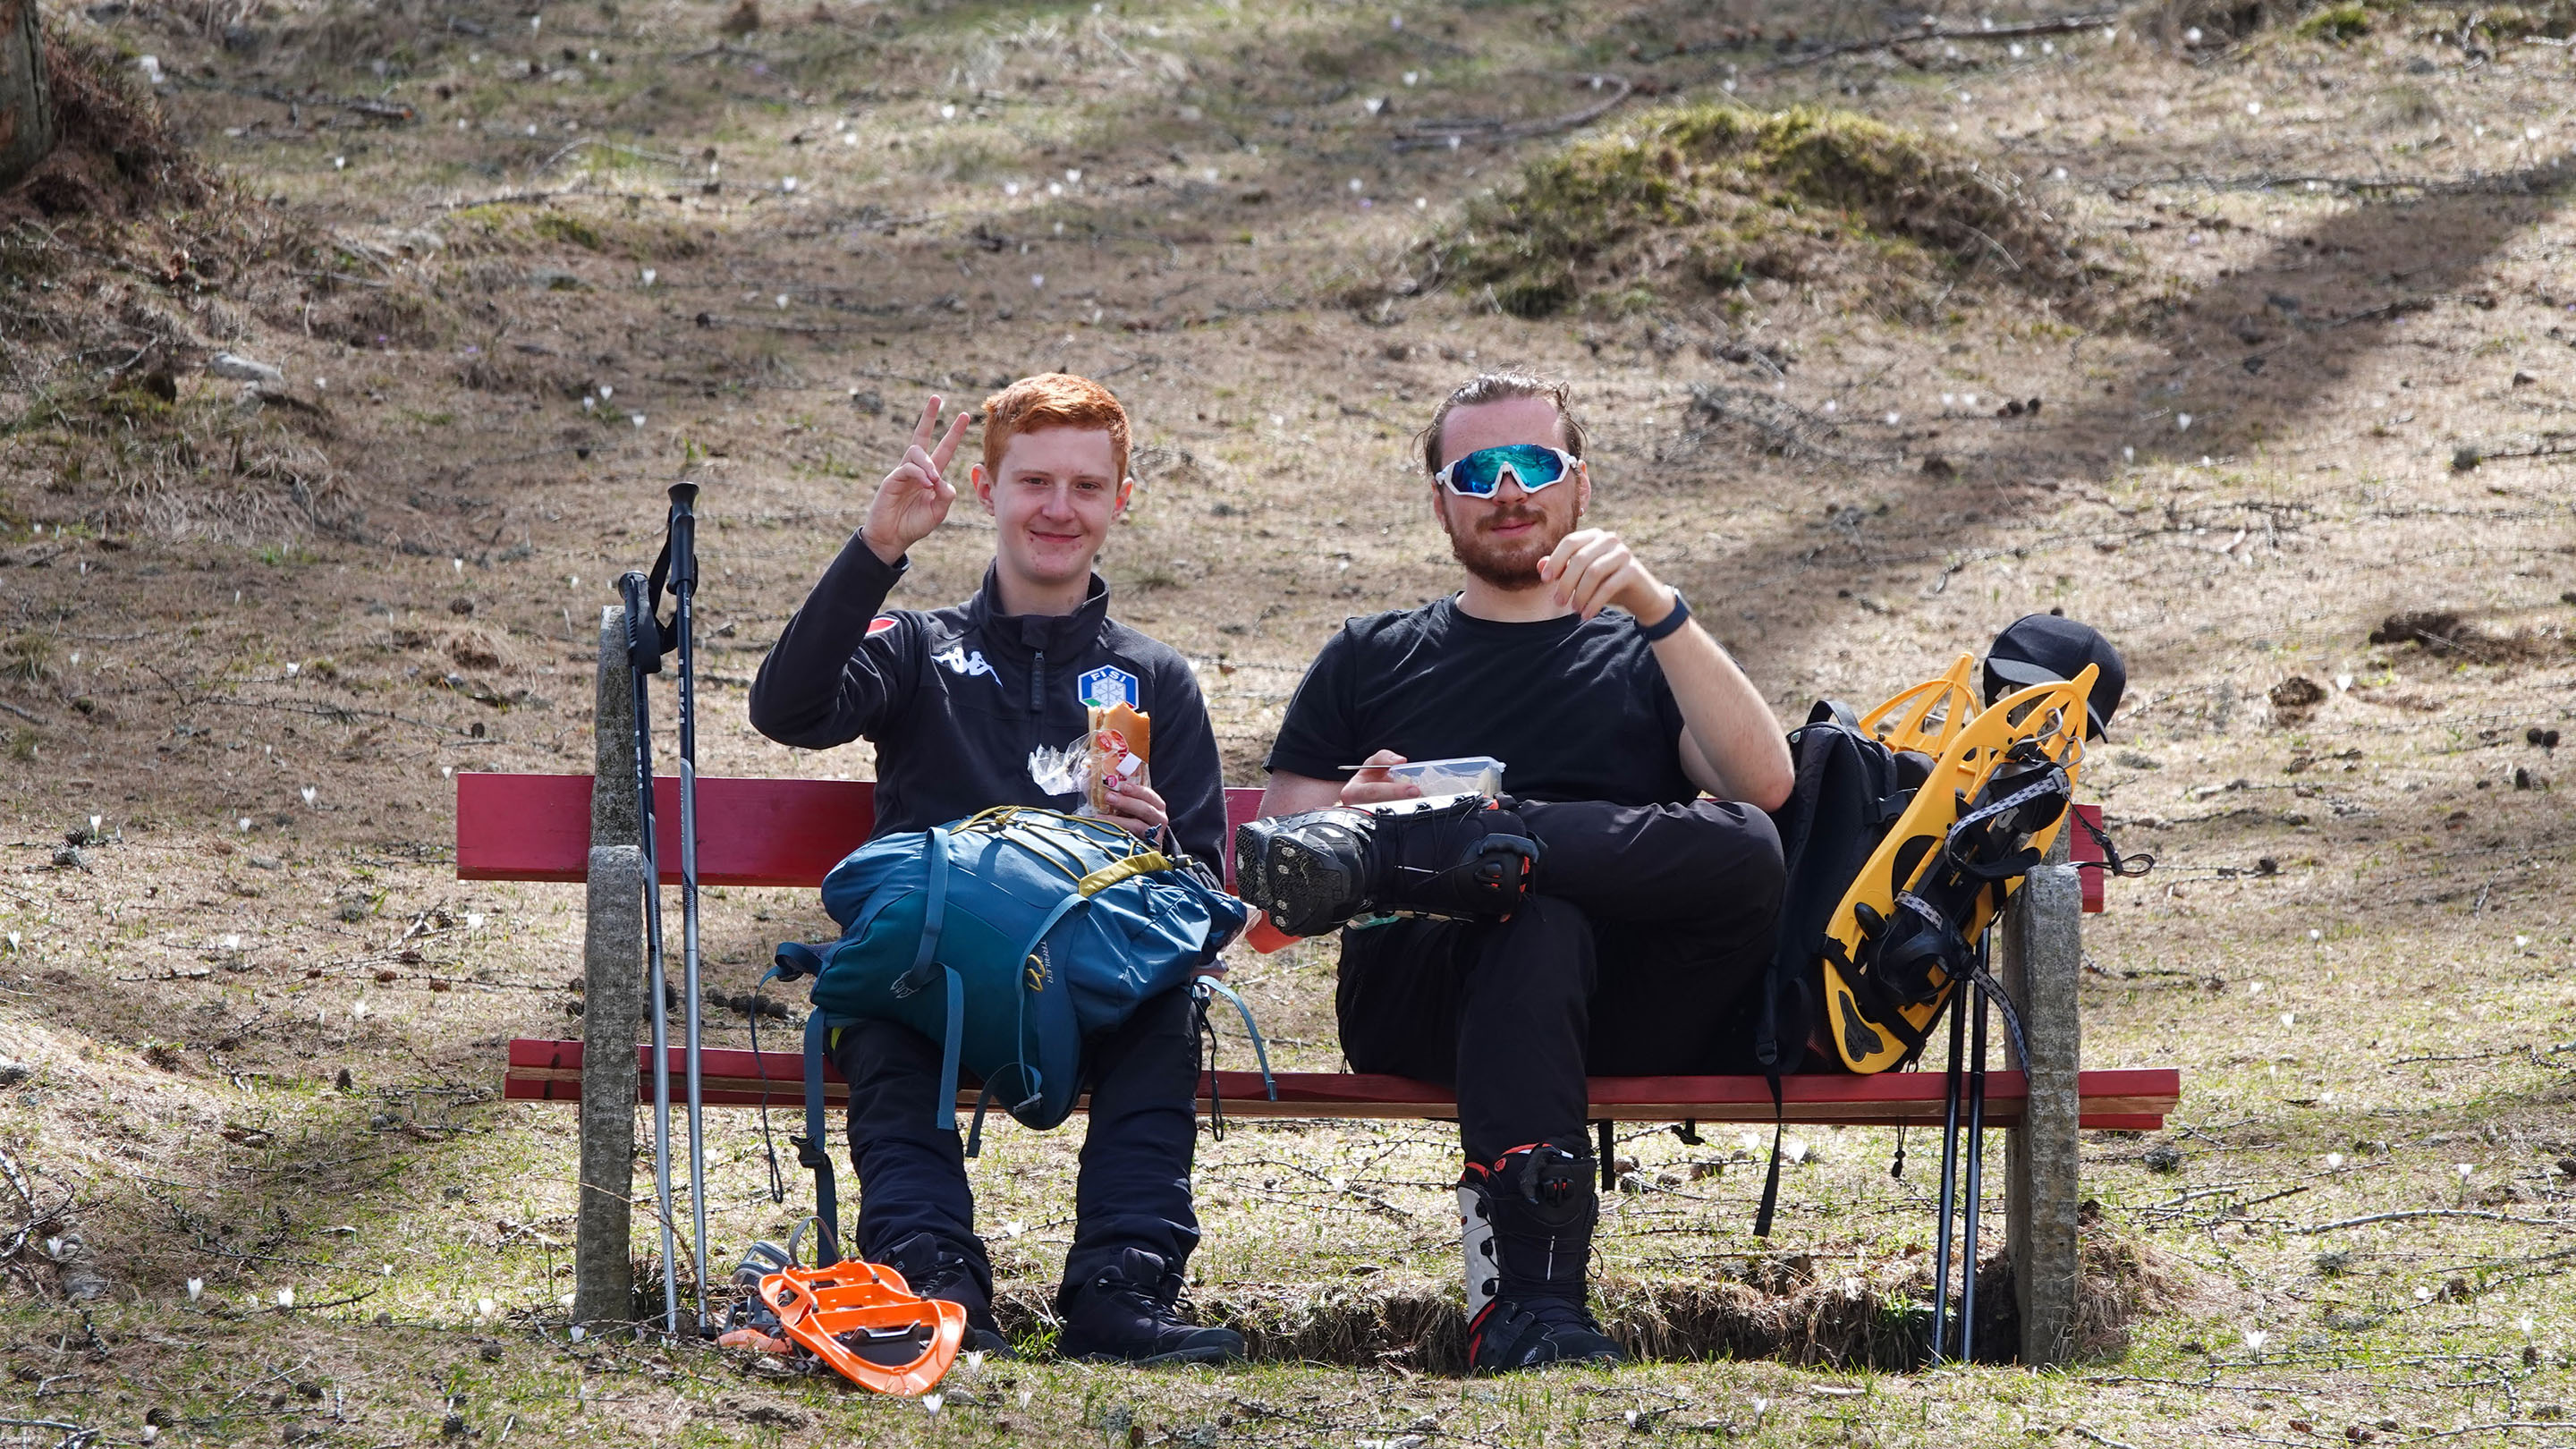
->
xmin=464 ymin=608 xmax=2172 ymax=1364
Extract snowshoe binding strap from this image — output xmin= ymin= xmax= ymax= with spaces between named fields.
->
xmin=2075 ymin=805 xmax=2156 ymax=880
xmin=758 ymin=1261 xmax=965 ymax=1396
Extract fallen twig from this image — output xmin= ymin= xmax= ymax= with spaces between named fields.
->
xmin=1772 ymin=11 xmax=2119 ymax=68
xmin=536 ymin=138 xmax=689 ymax=174
xmin=1684 ymin=383 xmax=1905 ymax=465
xmin=171 ymin=78 xmax=416 ymax=123
xmin=0 ymin=699 xmax=45 ymax=724
xmin=1393 ymin=73 xmax=1633 ymax=151
xmin=2295 ymin=1208 xmax=2569 ymax=1234
xmin=267 ymin=1287 xmax=380 ymax=1314
xmin=430 ymin=186 xmax=681 ymax=216
xmin=2102 ymin=169 xmax=2558 ymax=198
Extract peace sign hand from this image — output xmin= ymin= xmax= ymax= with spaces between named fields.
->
xmin=859 ymin=396 xmax=973 ymax=565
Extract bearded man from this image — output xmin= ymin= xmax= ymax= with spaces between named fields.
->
xmin=1236 ymin=372 xmax=1792 ymax=1371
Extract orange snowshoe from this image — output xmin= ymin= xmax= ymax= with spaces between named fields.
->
xmin=757 ymin=1260 xmax=966 ymax=1397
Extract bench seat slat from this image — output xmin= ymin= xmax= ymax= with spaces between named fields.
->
xmin=501 ymin=1039 xmax=2176 ymax=1129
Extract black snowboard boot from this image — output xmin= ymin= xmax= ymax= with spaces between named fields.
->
xmin=1055 ymin=1248 xmax=1245 ymax=1366
xmin=1233 ymin=792 xmax=1539 ymax=937
xmin=875 ymin=1231 xmax=1012 ymax=1357
xmin=1458 ymin=1142 xmax=1623 ymax=1373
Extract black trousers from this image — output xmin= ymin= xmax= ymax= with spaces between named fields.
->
xmin=831 ymin=985 xmax=1202 ymax=1295
xmin=1335 ymin=798 xmax=1784 ymax=1165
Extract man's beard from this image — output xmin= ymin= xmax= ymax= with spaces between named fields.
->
xmin=1446 ymin=500 xmax=1577 ymax=590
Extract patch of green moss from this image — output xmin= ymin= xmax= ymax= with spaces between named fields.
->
xmin=2464 ymin=2 xmax=2576 ymax=39
xmin=530 ymin=212 xmax=605 ymax=250
xmin=1436 ymin=103 xmax=2074 ymax=318
xmin=2295 ymin=4 xmax=2373 ymax=40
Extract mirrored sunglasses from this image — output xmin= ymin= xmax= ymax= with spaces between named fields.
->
xmin=1432 ymin=444 xmax=1580 ymax=498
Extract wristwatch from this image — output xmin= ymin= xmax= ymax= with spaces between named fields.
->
xmin=1637 ymin=589 xmax=1691 ymax=642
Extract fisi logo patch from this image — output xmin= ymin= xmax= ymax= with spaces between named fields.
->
xmin=1077 ymin=665 xmax=1139 ymax=709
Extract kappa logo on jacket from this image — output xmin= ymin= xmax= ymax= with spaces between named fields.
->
xmin=932 ymin=643 xmax=996 ymax=682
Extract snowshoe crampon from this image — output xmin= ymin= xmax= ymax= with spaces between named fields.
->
xmin=1820 ymin=666 xmax=2095 ymax=1073
xmin=758 ymin=1261 xmax=965 ymax=1396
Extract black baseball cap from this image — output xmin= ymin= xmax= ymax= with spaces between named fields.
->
xmin=1983 ymin=614 xmax=2126 ymax=739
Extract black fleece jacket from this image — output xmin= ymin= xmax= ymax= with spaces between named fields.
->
xmin=748 ymin=532 xmax=1228 ymax=869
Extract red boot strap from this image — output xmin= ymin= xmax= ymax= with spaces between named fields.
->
xmin=715 ymin=1326 xmax=795 ymax=1355
xmin=1466 ymin=1143 xmax=1558 ymax=1180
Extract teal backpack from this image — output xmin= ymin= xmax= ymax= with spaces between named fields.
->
xmin=768 ymin=808 xmax=1265 ymax=1263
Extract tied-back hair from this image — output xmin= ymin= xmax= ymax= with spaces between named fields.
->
xmin=980 ymin=373 xmax=1132 ymax=480
xmin=1415 ymin=372 xmax=1589 ymax=475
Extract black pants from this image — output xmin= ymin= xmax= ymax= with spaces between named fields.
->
xmin=1336 ymin=798 xmax=1784 ymax=1165
xmin=832 ymin=985 xmax=1202 ymax=1294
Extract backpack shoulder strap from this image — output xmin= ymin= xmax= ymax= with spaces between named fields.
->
xmin=1192 ymin=977 xmax=1275 ymax=1099
xmin=962 ymin=890 xmax=1094 ymax=1157
xmin=893 ymin=828 xmax=952 ymax=1000
xmin=801 ymin=1010 xmax=844 ymax=1265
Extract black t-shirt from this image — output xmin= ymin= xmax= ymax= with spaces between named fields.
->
xmin=1265 ymin=597 xmax=1696 ymax=806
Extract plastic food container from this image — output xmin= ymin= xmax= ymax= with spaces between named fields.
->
xmin=1382 ymin=756 xmax=1505 ymax=798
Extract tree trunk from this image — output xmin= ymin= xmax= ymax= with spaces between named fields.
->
xmin=0 ymin=0 xmax=57 ymax=192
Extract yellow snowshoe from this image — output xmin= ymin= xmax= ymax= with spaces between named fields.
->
xmin=1856 ymin=652 xmax=1980 ymax=757
xmin=1818 ymin=667 xmax=2095 ymax=1073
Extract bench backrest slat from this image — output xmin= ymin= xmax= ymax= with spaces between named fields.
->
xmin=459 ymin=773 xmax=1264 ymax=887
xmin=457 ymin=775 xmax=2110 ymax=913
xmin=2068 ymin=801 xmax=2106 ymax=913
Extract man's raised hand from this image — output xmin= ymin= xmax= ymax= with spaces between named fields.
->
xmin=1537 ymin=528 xmax=1676 ymax=627
xmin=860 ymin=397 xmax=973 ymax=565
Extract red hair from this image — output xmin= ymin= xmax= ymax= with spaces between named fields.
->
xmin=979 ymin=373 xmax=1131 ymax=483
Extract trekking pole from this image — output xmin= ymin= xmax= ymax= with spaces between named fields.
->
xmin=665 ymin=480 xmax=712 ymax=1334
xmin=1931 ymin=981 xmax=1967 ymax=1364
xmin=618 ymin=570 xmax=682 ymax=1338
xmin=1960 ymin=944 xmax=1994 ymax=1363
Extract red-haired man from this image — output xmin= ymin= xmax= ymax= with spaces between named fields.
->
xmin=751 ymin=375 xmax=1241 ymax=1365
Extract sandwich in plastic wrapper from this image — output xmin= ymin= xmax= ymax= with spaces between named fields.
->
xmin=1027 ymin=702 xmax=1153 ymax=823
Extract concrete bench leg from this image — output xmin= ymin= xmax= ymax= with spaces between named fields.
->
xmin=573 ymin=606 xmax=644 ymax=1330
xmin=573 ymin=844 xmax=644 ymax=1326
xmin=2003 ymin=829 xmax=2082 ymax=1366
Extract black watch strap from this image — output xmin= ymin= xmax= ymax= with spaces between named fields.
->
xmin=1636 ymin=589 xmax=1690 ymax=642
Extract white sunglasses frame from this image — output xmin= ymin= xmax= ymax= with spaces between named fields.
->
xmin=1431 ymin=444 xmax=1583 ymax=497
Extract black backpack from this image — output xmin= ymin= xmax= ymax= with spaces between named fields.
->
xmin=1746 ymin=701 xmax=1933 ymax=1233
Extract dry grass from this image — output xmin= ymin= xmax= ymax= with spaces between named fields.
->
xmin=14 ymin=20 xmax=209 ymax=220
xmin=4 ymin=0 xmax=2576 ymax=1441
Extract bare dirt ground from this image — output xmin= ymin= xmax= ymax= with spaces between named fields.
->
xmin=3 ymin=0 xmax=2574 ymax=1440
